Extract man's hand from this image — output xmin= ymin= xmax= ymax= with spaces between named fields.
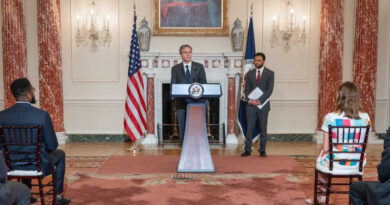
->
xmin=249 ymin=99 xmax=261 ymax=106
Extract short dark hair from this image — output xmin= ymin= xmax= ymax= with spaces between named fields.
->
xmin=179 ymin=44 xmax=192 ymax=54
xmin=254 ymin=52 xmax=266 ymax=60
xmin=10 ymin=78 xmax=32 ymax=99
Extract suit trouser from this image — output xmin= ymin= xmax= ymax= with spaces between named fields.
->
xmin=349 ymin=181 xmax=375 ymax=205
xmin=0 ymin=181 xmax=30 ymax=205
xmin=177 ymin=109 xmax=186 ymax=144
xmin=245 ymin=107 xmax=269 ymax=153
xmin=23 ymin=149 xmax=66 ymax=194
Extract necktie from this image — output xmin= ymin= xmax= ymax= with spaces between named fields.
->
xmin=256 ymin=69 xmax=261 ymax=84
xmin=185 ymin=65 xmax=191 ymax=83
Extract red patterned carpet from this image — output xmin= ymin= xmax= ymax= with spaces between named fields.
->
xmin=65 ymin=172 xmax=308 ymax=205
xmin=96 ymin=155 xmax=305 ymax=174
xmin=58 ymin=155 xmax=381 ymax=205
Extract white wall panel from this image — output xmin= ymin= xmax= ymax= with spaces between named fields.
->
xmin=376 ymin=99 xmax=389 ymax=133
xmin=268 ymin=100 xmax=317 ymax=133
xmin=0 ymin=0 xmax=388 ymax=135
xmin=263 ymin=0 xmax=311 ymax=83
xmin=64 ymin=99 xmax=124 ymax=134
xmin=71 ymin=0 xmax=120 ymax=82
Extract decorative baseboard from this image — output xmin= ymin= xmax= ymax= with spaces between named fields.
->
xmin=226 ymin=133 xmax=238 ymax=148
xmin=68 ymin=134 xmax=317 ymax=143
xmin=142 ymin=134 xmax=159 ymax=148
xmin=268 ymin=134 xmax=313 ymax=142
xmin=68 ymin=134 xmax=131 ymax=142
xmin=56 ymin=131 xmax=68 ymax=145
xmin=377 ymin=133 xmax=386 ymax=139
xmin=68 ymin=133 xmax=386 ymax=143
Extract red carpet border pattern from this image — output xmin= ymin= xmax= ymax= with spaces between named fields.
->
xmin=62 ymin=155 xmax=380 ymax=205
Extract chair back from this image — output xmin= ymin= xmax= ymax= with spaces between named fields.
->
xmin=327 ymin=125 xmax=370 ymax=172
xmin=0 ymin=125 xmax=42 ymax=172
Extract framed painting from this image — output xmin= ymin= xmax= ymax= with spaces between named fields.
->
xmin=153 ymin=0 xmax=229 ymax=36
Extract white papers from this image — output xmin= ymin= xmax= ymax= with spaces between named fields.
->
xmin=258 ymin=98 xmax=270 ymax=109
xmin=248 ymin=87 xmax=269 ymax=110
xmin=248 ymin=87 xmax=263 ymax=99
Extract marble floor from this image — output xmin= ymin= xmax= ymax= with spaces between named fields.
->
xmin=61 ymin=141 xmax=384 ymax=157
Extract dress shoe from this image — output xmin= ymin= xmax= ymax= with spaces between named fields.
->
xmin=30 ymin=196 xmax=37 ymax=203
xmin=260 ymin=151 xmax=267 ymax=157
xmin=57 ymin=196 xmax=71 ymax=205
xmin=317 ymin=195 xmax=327 ymax=205
xmin=241 ymin=151 xmax=251 ymax=157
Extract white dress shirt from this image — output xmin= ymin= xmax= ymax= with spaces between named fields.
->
xmin=256 ymin=66 xmax=264 ymax=79
xmin=183 ymin=62 xmax=192 ymax=74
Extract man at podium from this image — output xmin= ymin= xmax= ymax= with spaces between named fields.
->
xmin=171 ymin=44 xmax=207 ymax=144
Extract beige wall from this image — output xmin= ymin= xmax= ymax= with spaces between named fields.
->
xmin=0 ymin=0 xmax=389 ymax=134
xmin=377 ymin=0 xmax=390 ymax=131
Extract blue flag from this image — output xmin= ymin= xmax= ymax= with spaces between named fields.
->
xmin=244 ymin=17 xmax=255 ymax=71
xmin=238 ymin=17 xmax=257 ymax=138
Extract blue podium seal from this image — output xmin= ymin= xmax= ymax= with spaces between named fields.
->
xmin=188 ymin=83 xmax=204 ymax=100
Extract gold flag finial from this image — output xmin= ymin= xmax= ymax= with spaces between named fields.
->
xmin=250 ymin=3 xmax=253 ymax=16
xmin=133 ymin=1 xmax=136 ymax=16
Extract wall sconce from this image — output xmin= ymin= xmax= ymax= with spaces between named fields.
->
xmin=75 ymin=0 xmax=112 ymax=52
xmin=270 ymin=0 xmax=306 ymax=51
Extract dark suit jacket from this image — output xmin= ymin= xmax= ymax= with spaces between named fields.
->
xmin=244 ymin=67 xmax=274 ymax=112
xmin=366 ymin=127 xmax=390 ymax=204
xmin=0 ymin=151 xmax=6 ymax=183
xmin=0 ymin=103 xmax=58 ymax=176
xmin=171 ymin=61 xmax=207 ymax=109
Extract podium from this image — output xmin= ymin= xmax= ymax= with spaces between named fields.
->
xmin=171 ymin=83 xmax=222 ymax=173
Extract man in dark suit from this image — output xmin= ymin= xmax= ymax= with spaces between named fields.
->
xmin=0 ymin=150 xmax=30 ymax=205
xmin=171 ymin=44 xmax=207 ymax=143
xmin=349 ymin=127 xmax=390 ymax=205
xmin=0 ymin=78 xmax=70 ymax=205
xmin=241 ymin=52 xmax=274 ymax=157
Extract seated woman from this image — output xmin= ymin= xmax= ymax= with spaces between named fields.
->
xmin=316 ymin=81 xmax=371 ymax=203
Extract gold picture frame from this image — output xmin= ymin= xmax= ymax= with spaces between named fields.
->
xmin=153 ymin=0 xmax=229 ymax=36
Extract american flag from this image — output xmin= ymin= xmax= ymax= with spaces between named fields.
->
xmin=124 ymin=15 xmax=146 ymax=142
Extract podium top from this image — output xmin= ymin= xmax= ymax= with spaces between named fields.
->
xmin=171 ymin=83 xmax=222 ymax=98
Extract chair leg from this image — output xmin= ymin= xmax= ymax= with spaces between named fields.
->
xmin=348 ymin=177 xmax=353 ymax=205
xmin=325 ymin=175 xmax=331 ymax=205
xmin=314 ymin=169 xmax=318 ymax=205
xmin=52 ymin=170 xmax=57 ymax=205
xmin=38 ymin=177 xmax=45 ymax=205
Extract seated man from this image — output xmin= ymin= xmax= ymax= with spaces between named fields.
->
xmin=349 ymin=127 xmax=390 ymax=205
xmin=0 ymin=78 xmax=70 ymax=205
xmin=0 ymin=150 xmax=30 ymax=205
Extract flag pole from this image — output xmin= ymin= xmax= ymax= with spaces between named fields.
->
xmin=133 ymin=1 xmax=136 ymax=16
xmin=250 ymin=2 xmax=253 ymax=17
xmin=126 ymin=1 xmax=142 ymax=153
xmin=235 ymin=2 xmax=256 ymax=150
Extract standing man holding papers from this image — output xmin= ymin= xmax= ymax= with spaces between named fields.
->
xmin=241 ymin=53 xmax=274 ymax=157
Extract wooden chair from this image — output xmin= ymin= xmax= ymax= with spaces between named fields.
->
xmin=0 ymin=125 xmax=56 ymax=205
xmin=313 ymin=125 xmax=370 ymax=205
